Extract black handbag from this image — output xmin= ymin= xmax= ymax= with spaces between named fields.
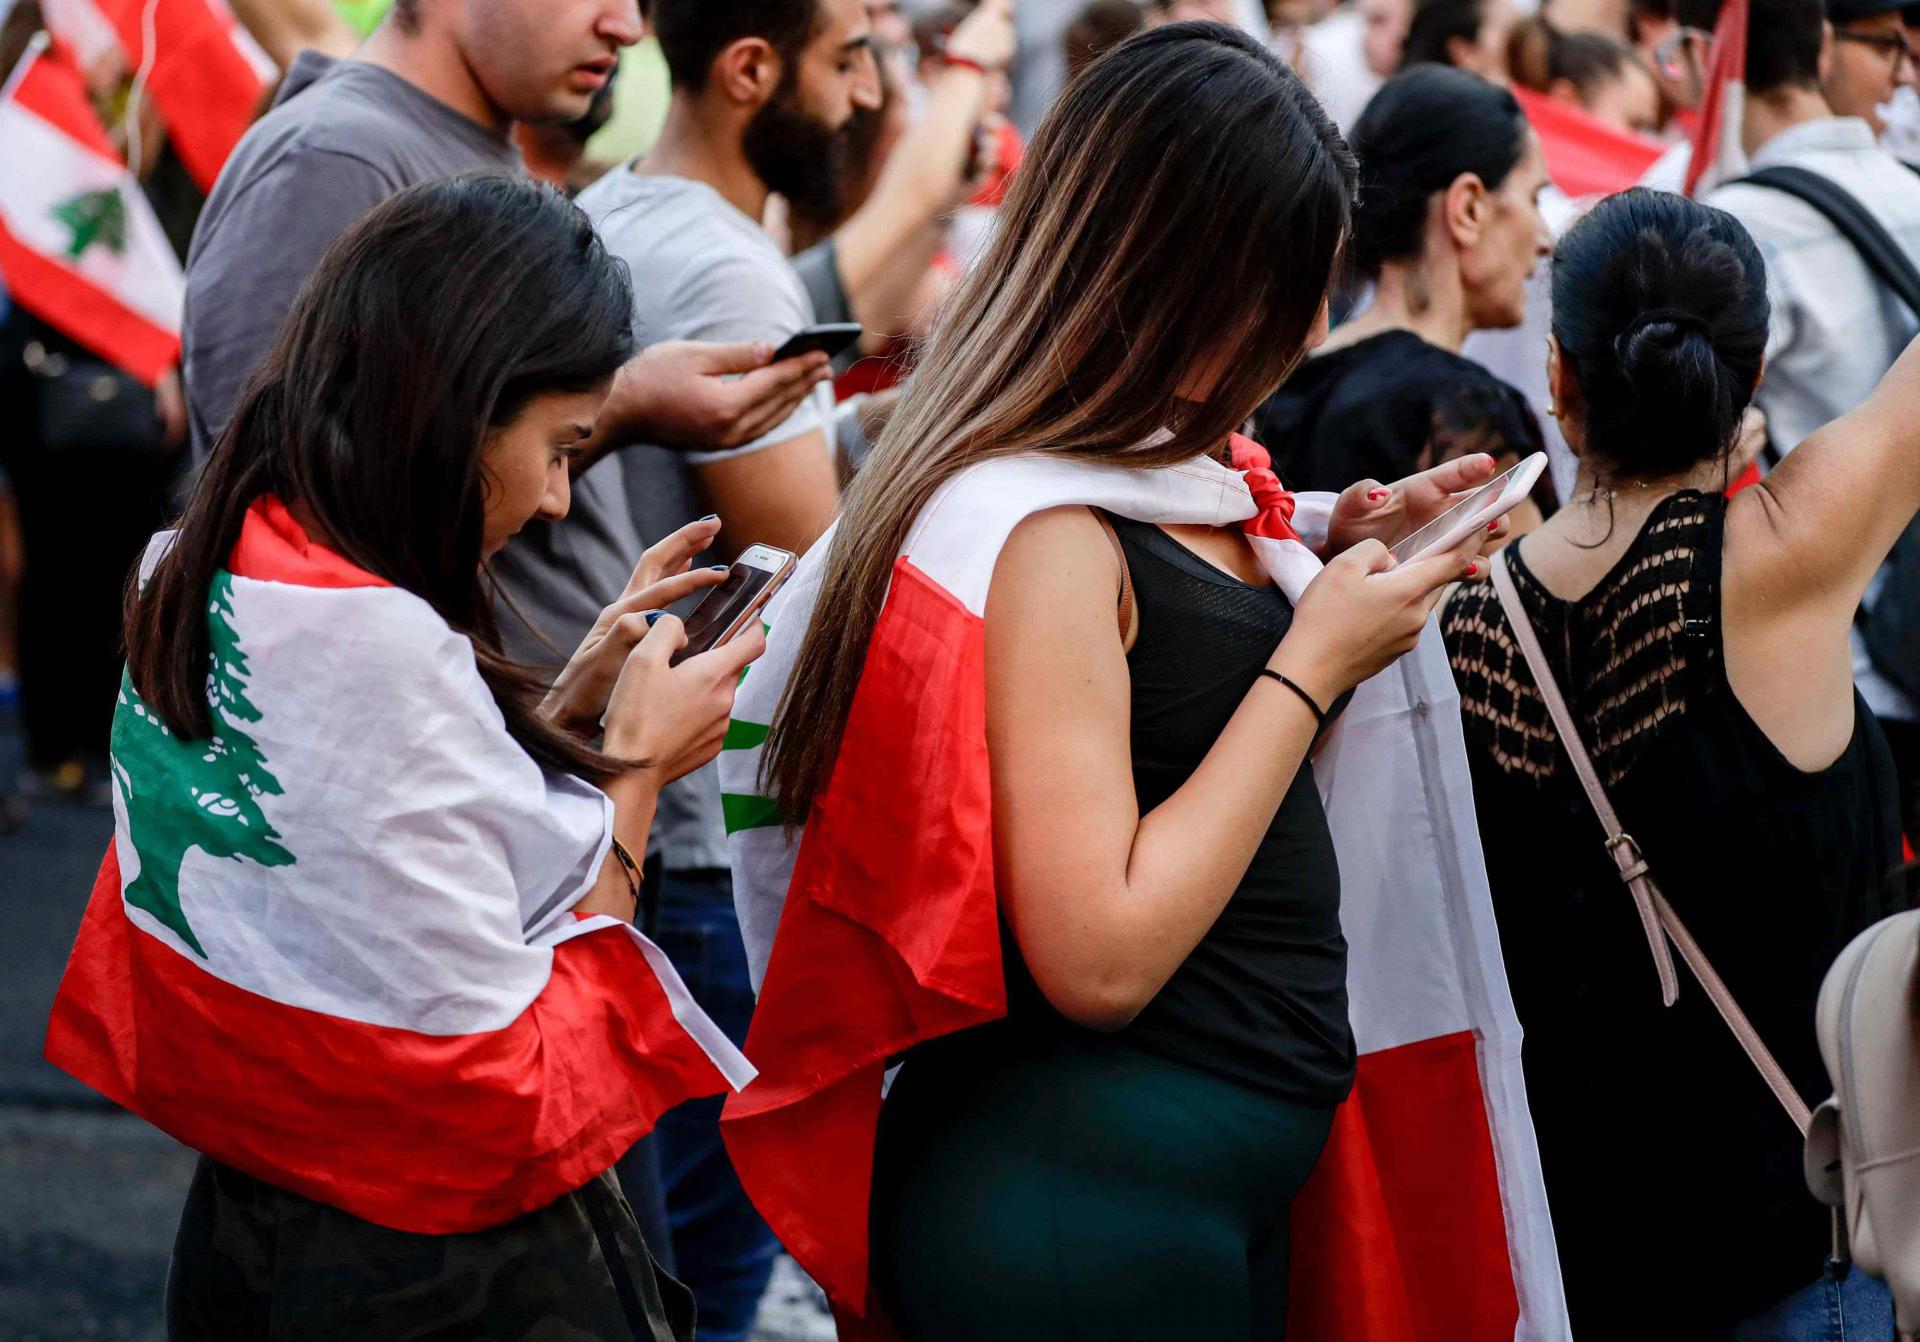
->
xmin=22 ymin=339 xmax=167 ymax=455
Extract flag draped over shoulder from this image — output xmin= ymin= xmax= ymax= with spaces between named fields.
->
xmin=719 ymin=439 xmax=1571 ymax=1340
xmin=40 ymin=0 xmax=273 ymax=191
xmin=46 ymin=499 xmax=755 ymax=1233
xmin=0 ymin=38 xmax=183 ymax=383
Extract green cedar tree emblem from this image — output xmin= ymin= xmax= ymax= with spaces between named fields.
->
xmin=111 ymin=572 xmax=295 ymax=957
xmin=51 ymin=187 xmax=127 ymax=261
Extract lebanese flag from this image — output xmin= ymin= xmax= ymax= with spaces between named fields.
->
xmin=1511 ymin=84 xmax=1664 ymax=199
xmin=46 ymin=499 xmax=755 ymax=1233
xmin=719 ymin=439 xmax=1568 ymax=1338
xmin=40 ymin=0 xmax=274 ymax=192
xmin=0 ymin=38 xmax=182 ymax=384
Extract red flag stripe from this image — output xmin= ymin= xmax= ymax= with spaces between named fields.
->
xmin=87 ymin=0 xmax=267 ymax=190
xmin=1287 ymin=1031 xmax=1520 ymax=1340
xmin=47 ymin=847 xmax=734 ymax=1233
xmin=10 ymin=41 xmax=122 ymax=162
xmin=1511 ymin=84 xmax=1664 ymax=199
xmin=1685 ymin=0 xmax=1749 ymax=197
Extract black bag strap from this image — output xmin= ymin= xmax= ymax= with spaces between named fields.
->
xmin=1736 ymin=165 xmax=1920 ymax=317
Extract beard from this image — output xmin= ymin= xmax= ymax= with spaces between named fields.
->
xmin=743 ymin=80 xmax=848 ymax=217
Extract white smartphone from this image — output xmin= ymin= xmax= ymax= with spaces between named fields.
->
xmin=1387 ymin=452 xmax=1549 ymax=566
xmin=669 ymin=543 xmax=796 ymax=666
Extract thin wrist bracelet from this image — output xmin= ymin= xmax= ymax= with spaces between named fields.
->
xmin=609 ymin=836 xmax=644 ymax=907
xmin=1260 ymin=669 xmax=1328 ymax=728
xmin=940 ymin=51 xmax=990 ymax=74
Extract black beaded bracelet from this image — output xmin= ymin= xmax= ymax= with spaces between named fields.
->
xmin=1260 ymin=669 xmax=1327 ymax=728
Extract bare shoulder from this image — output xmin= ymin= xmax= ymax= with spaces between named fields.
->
xmin=991 ymin=506 xmax=1121 ymax=609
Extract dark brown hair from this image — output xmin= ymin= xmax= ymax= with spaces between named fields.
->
xmin=761 ymin=21 xmax=1356 ymax=821
xmin=124 ymin=175 xmax=634 ymax=780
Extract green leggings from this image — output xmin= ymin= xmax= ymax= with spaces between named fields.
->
xmin=871 ymin=1026 xmax=1335 ymax=1342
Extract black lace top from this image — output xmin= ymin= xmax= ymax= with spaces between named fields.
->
xmin=1441 ymin=491 xmax=1903 ymax=1332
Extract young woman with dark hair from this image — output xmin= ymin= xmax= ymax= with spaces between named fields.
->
xmin=1255 ymin=65 xmax=1554 ymax=524
xmin=1443 ymin=186 xmax=1917 ymax=1335
xmin=50 ymin=175 xmax=763 ymax=1341
xmin=748 ymin=23 xmax=1506 ymax=1341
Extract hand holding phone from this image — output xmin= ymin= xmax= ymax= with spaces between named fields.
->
xmin=669 ymin=544 xmax=797 ymax=666
xmin=771 ymin=323 xmax=863 ymax=364
xmin=1387 ymin=453 xmax=1548 ymax=566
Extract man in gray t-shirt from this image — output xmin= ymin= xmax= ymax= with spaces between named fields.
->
xmin=182 ymin=49 xmax=522 ymax=463
xmin=181 ymin=0 xmax=824 ymax=505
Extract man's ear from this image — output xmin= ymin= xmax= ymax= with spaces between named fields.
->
xmin=1818 ymin=19 xmax=1836 ymax=83
xmin=1444 ymin=32 xmax=1478 ymax=69
xmin=1443 ymin=171 xmax=1490 ymax=251
xmin=713 ymin=36 xmax=784 ymax=108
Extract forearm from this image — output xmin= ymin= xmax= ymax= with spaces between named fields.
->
xmin=574 ymin=771 xmax=661 ymax=920
xmin=1025 ymin=676 xmax=1322 ymax=1028
xmin=831 ymin=67 xmax=985 ymax=298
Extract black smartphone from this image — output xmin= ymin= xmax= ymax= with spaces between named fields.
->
xmin=770 ymin=322 xmax=863 ymax=362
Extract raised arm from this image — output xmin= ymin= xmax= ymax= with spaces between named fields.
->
xmin=1734 ymin=333 xmax=1920 ymax=613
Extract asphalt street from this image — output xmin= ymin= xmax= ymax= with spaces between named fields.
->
xmin=0 ymin=749 xmax=190 ymax=1342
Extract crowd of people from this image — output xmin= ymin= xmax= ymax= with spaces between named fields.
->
xmin=9 ymin=0 xmax=1920 ymax=1337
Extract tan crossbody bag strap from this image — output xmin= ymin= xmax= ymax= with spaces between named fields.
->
xmin=1490 ymin=552 xmax=1811 ymax=1135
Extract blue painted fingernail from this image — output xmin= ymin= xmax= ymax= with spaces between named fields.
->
xmin=699 ymin=513 xmax=719 ymax=522
xmin=644 ymin=610 xmax=666 ymax=626
xmin=709 ymin=564 xmax=729 ymax=572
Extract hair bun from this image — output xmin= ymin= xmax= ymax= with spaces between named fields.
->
xmin=1612 ymin=306 xmax=1719 ymax=391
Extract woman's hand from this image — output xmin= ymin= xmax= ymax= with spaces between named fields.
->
xmin=543 ymin=517 xmax=727 ymax=735
xmin=602 ymin=615 xmax=767 ymax=782
xmin=1321 ymin=453 xmax=1504 ymax=558
xmin=1271 ymin=536 xmax=1491 ymax=703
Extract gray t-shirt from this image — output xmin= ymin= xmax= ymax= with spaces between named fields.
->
xmin=182 ymin=52 xmax=521 ymax=462
xmin=525 ymin=168 xmax=829 ymax=871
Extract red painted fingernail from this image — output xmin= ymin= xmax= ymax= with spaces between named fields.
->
xmin=1487 ymin=520 xmax=1501 ymax=532
xmin=1465 ymin=562 xmax=1480 ymax=577
xmin=1368 ymin=489 xmax=1389 ymax=501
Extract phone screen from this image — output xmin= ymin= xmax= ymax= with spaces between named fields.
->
xmin=1388 ymin=464 xmax=1522 ymax=564
xmin=672 ymin=562 xmax=781 ymax=665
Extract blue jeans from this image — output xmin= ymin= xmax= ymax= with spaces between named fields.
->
xmin=1731 ymin=1262 xmax=1895 ymax=1341
xmin=650 ymin=868 xmax=779 ymax=1342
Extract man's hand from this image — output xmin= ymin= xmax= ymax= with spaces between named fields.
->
xmin=1322 ymin=453 xmax=1508 ymax=558
xmin=621 ymin=339 xmax=831 ymax=453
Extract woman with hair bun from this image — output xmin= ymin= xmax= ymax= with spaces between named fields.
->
xmin=1443 ymin=186 xmax=1913 ymax=1335
xmin=1255 ymin=65 xmax=1554 ymax=523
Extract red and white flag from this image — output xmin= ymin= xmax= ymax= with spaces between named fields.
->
xmin=1511 ymin=83 xmax=1665 ymax=200
xmin=719 ymin=438 xmax=1570 ymax=1339
xmin=40 ymin=0 xmax=273 ymax=191
xmin=0 ymin=37 xmax=182 ymax=384
xmin=1684 ymin=0 xmax=1751 ymax=197
xmin=47 ymin=499 xmax=756 ymax=1232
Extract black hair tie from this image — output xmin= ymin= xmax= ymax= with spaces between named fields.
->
xmin=1613 ymin=308 xmax=1711 ymax=361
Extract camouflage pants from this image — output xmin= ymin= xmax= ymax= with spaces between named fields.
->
xmin=165 ymin=1157 xmax=695 ymax=1341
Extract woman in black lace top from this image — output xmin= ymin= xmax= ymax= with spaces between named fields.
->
xmin=1254 ymin=67 xmax=1556 ymax=525
xmin=1442 ymin=187 xmax=1914 ymax=1335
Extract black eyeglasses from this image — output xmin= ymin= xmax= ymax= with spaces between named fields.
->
xmin=1835 ymin=27 xmax=1915 ymax=64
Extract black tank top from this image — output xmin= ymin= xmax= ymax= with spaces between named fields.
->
xmin=1442 ymin=491 xmax=1904 ymax=1328
xmin=1001 ymin=514 xmax=1356 ymax=1106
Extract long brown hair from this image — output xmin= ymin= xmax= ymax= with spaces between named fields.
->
xmin=125 ymin=175 xmax=635 ymax=780
xmin=761 ymin=21 xmax=1356 ymax=820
